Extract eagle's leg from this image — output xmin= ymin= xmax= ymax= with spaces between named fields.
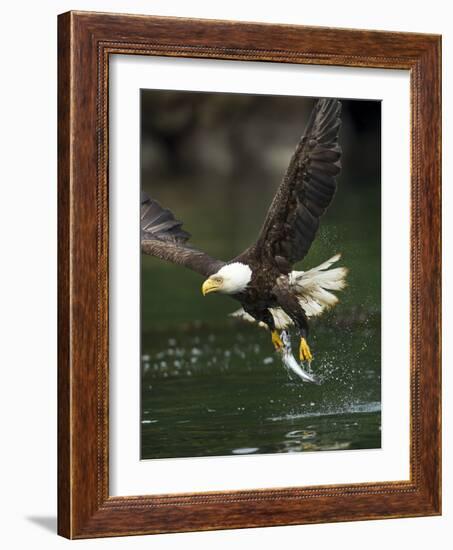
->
xmin=296 ymin=315 xmax=312 ymax=362
xmin=263 ymin=311 xmax=284 ymax=352
xmin=274 ymin=290 xmax=312 ymax=362
xmin=271 ymin=330 xmax=284 ymax=352
xmin=244 ymin=306 xmax=283 ymax=352
xmin=299 ymin=333 xmax=313 ymax=362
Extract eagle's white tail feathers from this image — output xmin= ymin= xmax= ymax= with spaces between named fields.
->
xmin=230 ymin=254 xmax=347 ymax=329
xmin=291 ymin=254 xmax=348 ymax=318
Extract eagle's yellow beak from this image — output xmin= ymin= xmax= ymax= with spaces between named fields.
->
xmin=202 ymin=278 xmax=221 ymax=296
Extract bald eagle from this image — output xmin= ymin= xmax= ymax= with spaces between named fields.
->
xmin=141 ymin=98 xmax=347 ymax=364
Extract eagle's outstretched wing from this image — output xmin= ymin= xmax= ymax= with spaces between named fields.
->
xmin=239 ymin=98 xmax=342 ymax=272
xmin=141 ymin=193 xmax=225 ymax=277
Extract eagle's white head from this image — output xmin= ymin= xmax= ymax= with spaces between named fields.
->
xmin=202 ymin=263 xmax=252 ymax=296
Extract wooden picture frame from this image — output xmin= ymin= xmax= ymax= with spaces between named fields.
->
xmin=58 ymin=10 xmax=441 ymax=539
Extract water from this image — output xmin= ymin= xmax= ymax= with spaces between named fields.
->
xmin=141 ymin=317 xmax=381 ymax=459
xmin=139 ymin=145 xmax=381 ymax=460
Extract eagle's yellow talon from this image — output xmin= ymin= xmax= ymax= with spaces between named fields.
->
xmin=299 ymin=337 xmax=313 ymax=362
xmin=271 ymin=330 xmax=284 ymax=352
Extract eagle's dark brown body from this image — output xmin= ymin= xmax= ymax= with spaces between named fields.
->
xmin=236 ymin=255 xmax=280 ymax=305
xmin=234 ymin=261 xmax=307 ymax=336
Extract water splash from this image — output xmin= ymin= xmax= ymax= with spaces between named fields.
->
xmin=278 ymin=331 xmax=321 ymax=384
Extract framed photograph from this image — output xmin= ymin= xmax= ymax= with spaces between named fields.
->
xmin=58 ymin=11 xmax=441 ymax=539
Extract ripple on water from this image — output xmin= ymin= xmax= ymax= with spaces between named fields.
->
xmin=286 ymin=430 xmax=316 ymax=440
xmin=268 ymin=401 xmax=381 ymax=422
xmin=232 ymin=447 xmax=259 ymax=455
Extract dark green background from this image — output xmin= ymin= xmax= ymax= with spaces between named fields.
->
xmin=140 ymin=90 xmax=381 ymax=460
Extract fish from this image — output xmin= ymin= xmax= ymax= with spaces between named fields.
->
xmin=279 ymin=331 xmax=321 ymax=384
